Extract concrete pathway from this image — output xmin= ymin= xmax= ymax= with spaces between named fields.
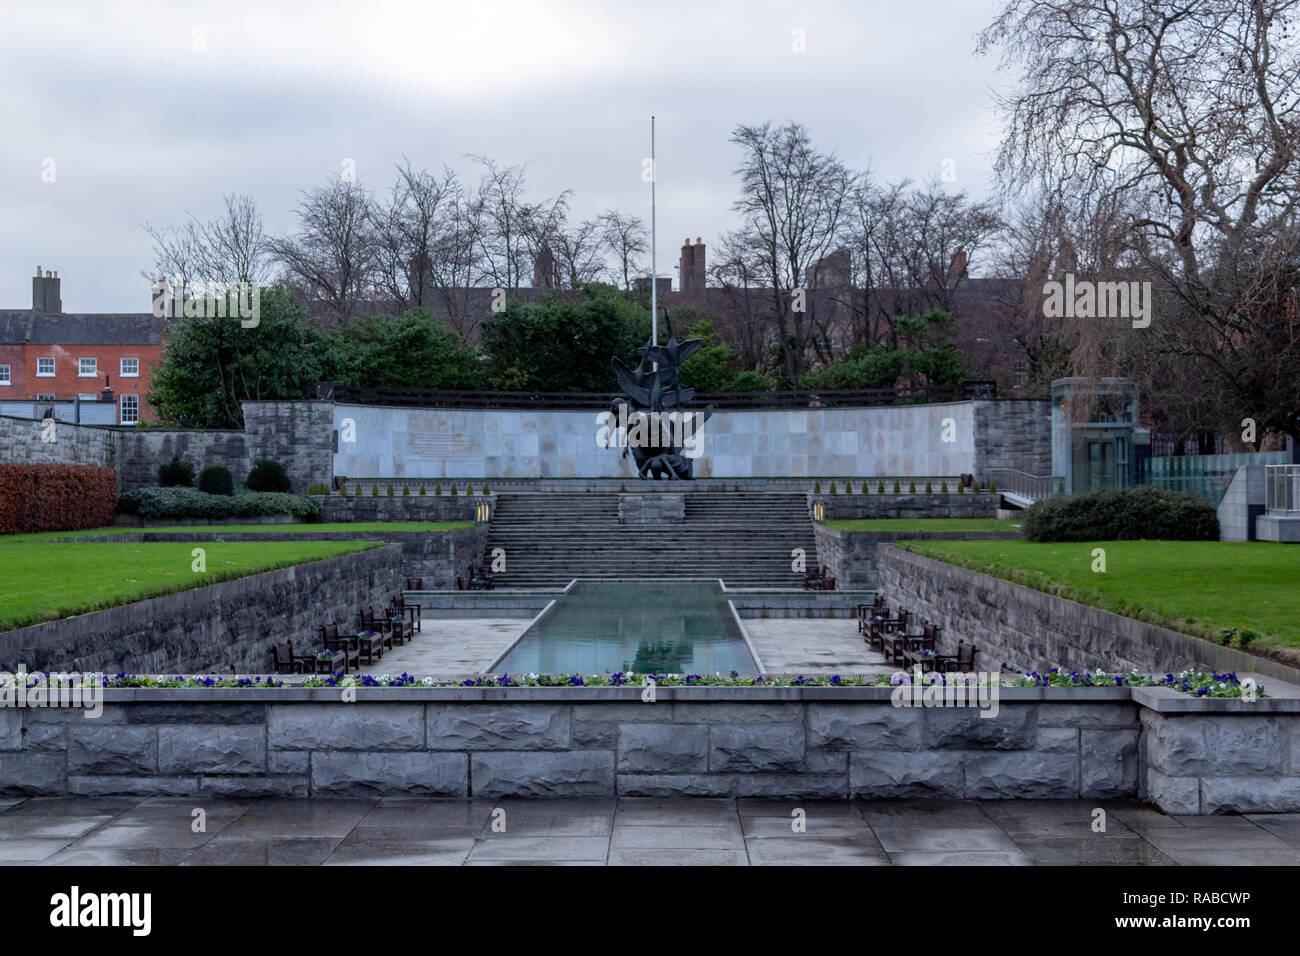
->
xmin=5 ymin=796 xmax=1299 ymax=865
xmin=745 ymin=618 xmax=897 ymax=676
xmin=358 ymin=619 xmax=523 ymax=677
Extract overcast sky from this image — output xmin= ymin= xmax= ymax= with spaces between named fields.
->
xmin=0 ymin=0 xmax=1012 ymax=313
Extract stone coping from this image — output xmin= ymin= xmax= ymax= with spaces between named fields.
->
xmin=55 ymin=680 xmax=1299 ymax=709
xmin=58 ymin=530 xmax=469 ymax=543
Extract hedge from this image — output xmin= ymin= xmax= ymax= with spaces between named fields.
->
xmin=1021 ymin=485 xmax=1219 ymax=542
xmin=0 ymin=464 xmax=118 ymax=533
xmin=116 ymin=486 xmax=320 ymax=521
xmin=157 ymin=456 xmax=194 ymax=487
xmin=246 ymin=459 xmax=291 ymax=493
xmin=198 ymin=465 xmax=234 ymax=496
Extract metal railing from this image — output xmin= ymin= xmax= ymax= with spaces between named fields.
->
xmin=1266 ymin=464 xmax=1300 ymax=515
xmin=316 ymin=381 xmax=998 ymax=410
xmin=991 ymin=469 xmax=1065 ymax=502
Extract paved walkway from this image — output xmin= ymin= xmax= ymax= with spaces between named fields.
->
xmin=359 ymin=619 xmax=523 ymax=677
xmin=5 ymin=796 xmax=1298 ymax=865
xmin=745 ymin=618 xmax=896 ymax=675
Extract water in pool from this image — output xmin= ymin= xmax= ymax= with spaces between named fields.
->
xmin=494 ymin=579 xmax=757 ymax=675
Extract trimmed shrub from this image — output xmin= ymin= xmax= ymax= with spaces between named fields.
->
xmin=829 ymin=481 xmax=837 ymax=494
xmin=973 ymin=480 xmax=982 ymax=493
xmin=877 ymin=481 xmax=885 ymax=494
xmin=115 ymin=487 xmax=320 ymax=521
xmin=245 ymin=459 xmax=291 ymax=493
xmin=925 ymin=481 xmax=933 ymax=493
xmin=403 ymin=485 xmax=410 ymax=496
xmin=989 ymin=480 xmax=998 ymax=494
xmin=814 ymin=480 xmax=821 ymax=494
xmin=860 ymin=481 xmax=868 ymax=494
xmin=908 ymin=482 xmax=916 ymax=494
xmin=371 ymin=483 xmax=379 ymax=496
xmin=450 ymin=484 xmax=458 ymax=497
xmin=467 ymin=483 xmax=475 ymax=496
xmin=1021 ymin=486 xmax=1219 ymax=542
xmin=892 ymin=480 xmax=900 ymax=494
xmin=940 ymin=481 xmax=948 ymax=493
xmin=354 ymin=482 xmax=361 ymax=496
xmin=386 ymin=483 xmax=394 ymax=496
xmin=435 ymin=483 xmax=441 ymax=496
xmin=157 ymin=456 xmax=195 ymax=488
xmin=307 ymin=482 xmax=330 ymax=496
xmin=0 ymin=464 xmax=117 ymax=533
xmin=482 ymin=482 xmax=490 ymax=495
xmin=957 ymin=482 xmax=965 ymax=494
xmin=198 ymin=465 xmax=234 ymax=497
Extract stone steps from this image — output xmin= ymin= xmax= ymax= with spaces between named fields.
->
xmin=484 ymin=491 xmax=818 ymax=587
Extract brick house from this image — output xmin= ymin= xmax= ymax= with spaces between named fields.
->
xmin=0 ymin=268 xmax=169 ymax=424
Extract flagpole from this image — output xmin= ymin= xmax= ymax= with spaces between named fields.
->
xmin=650 ymin=115 xmax=657 ymax=353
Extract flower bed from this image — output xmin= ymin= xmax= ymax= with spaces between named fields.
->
xmin=4 ymin=668 xmax=1264 ymax=697
xmin=1014 ymin=668 xmax=1263 ymax=698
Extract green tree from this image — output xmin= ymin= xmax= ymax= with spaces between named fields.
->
xmin=320 ymin=308 xmax=484 ymax=390
xmin=149 ymin=284 xmax=322 ymax=428
xmin=480 ymin=284 xmax=649 ymax=392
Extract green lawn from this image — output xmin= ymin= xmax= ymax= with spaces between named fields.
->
xmin=827 ymin=518 xmax=1021 ymax=532
xmin=0 ymin=537 xmax=383 ymax=632
xmin=31 ymin=521 xmax=472 ymax=539
xmin=900 ymin=539 xmax=1300 ymax=659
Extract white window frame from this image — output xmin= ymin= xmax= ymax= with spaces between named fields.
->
xmin=0 ymin=364 xmax=9 ymax=386
xmin=36 ymin=356 xmax=55 ymax=377
xmin=78 ymin=357 xmax=97 ymax=378
xmin=120 ymin=357 xmax=139 ymax=377
xmin=36 ymin=393 xmax=55 ymax=401
xmin=120 ymin=394 xmax=139 ymax=425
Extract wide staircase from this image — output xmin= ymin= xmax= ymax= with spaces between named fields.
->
xmin=483 ymin=491 xmax=819 ymax=588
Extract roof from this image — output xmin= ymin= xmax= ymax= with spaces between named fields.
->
xmin=0 ymin=311 xmax=172 ymax=346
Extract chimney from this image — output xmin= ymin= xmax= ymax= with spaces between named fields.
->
xmin=948 ymin=248 xmax=968 ymax=282
xmin=32 ymin=266 xmax=62 ymax=313
xmin=532 ymin=245 xmax=555 ymax=290
xmin=679 ymin=237 xmax=706 ymax=294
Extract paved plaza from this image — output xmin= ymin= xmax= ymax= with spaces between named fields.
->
xmin=4 ymin=795 xmax=1299 ymax=866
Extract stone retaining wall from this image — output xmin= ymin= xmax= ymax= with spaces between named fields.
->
xmin=316 ymin=494 xmax=482 ymax=523
xmin=2 ymin=687 xmax=1295 ymax=812
xmin=59 ymin=527 xmax=488 ymax=591
xmin=876 ymin=544 xmax=1300 ymax=684
xmin=813 ymin=526 xmax=1018 ymax=588
xmin=815 ymin=492 xmax=1001 ymax=521
xmin=0 ymin=544 xmax=404 ymax=675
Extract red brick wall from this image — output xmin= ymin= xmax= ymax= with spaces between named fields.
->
xmin=22 ymin=344 xmax=163 ymax=422
xmin=0 ymin=344 xmax=25 ymax=396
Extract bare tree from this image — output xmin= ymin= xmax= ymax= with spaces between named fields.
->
xmin=427 ymin=181 xmax=489 ymax=339
xmin=267 ymin=177 xmax=375 ymax=325
xmin=471 ymin=156 xmax=534 ymax=290
xmin=724 ymin=121 xmax=858 ymax=386
xmin=370 ymin=161 xmax=458 ymax=314
xmin=143 ymin=193 xmax=269 ymax=289
xmin=980 ymin=0 xmax=1300 ymax=443
xmin=598 ymin=210 xmax=649 ymax=292
xmin=549 ymin=217 xmax=607 ymax=289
